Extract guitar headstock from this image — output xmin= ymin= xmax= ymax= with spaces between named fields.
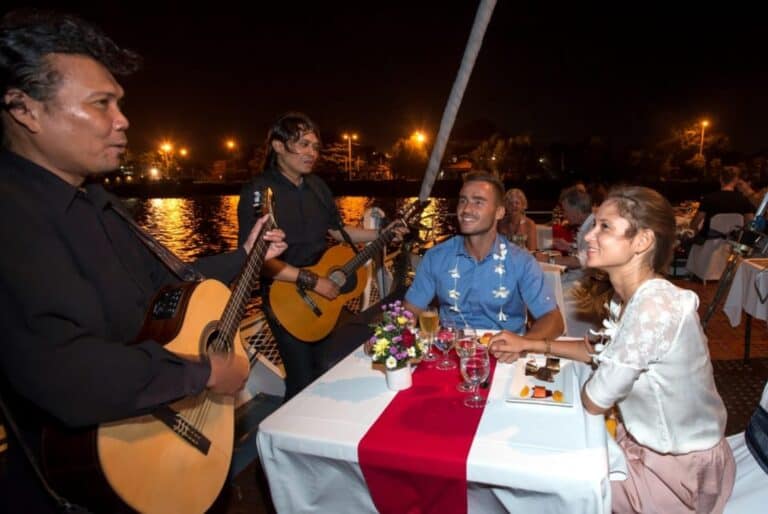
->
xmin=253 ymin=187 xmax=277 ymax=228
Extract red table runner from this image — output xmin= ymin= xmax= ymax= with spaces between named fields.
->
xmin=358 ymin=354 xmax=497 ymax=514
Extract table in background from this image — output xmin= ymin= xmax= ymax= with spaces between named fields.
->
xmin=536 ymin=224 xmax=553 ymax=250
xmin=723 ymin=258 xmax=768 ymax=360
xmin=257 ymin=345 xmax=611 ymax=513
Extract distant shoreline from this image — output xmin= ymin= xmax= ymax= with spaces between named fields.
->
xmin=106 ymin=177 xmax=720 ymax=208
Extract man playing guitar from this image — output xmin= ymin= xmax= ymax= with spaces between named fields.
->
xmin=238 ymin=112 xmax=407 ymax=401
xmin=0 ymin=11 xmax=286 ymax=512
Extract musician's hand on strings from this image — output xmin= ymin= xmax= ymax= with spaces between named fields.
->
xmin=243 ymin=214 xmax=285 ymax=256
xmin=314 ymin=277 xmax=340 ymax=300
xmin=264 ymin=228 xmax=287 ymax=260
xmin=206 ymin=352 xmax=250 ymax=395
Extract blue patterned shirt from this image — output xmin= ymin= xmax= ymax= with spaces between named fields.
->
xmin=405 ymin=235 xmax=557 ymax=333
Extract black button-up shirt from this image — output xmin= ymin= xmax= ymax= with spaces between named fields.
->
xmin=0 ymin=150 xmax=246 ymax=428
xmin=237 ymin=167 xmax=338 ymax=268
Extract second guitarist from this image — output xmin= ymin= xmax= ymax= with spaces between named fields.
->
xmin=238 ymin=112 xmax=407 ymax=400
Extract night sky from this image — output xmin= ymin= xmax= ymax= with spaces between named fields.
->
xmin=9 ymin=2 xmax=768 ymax=161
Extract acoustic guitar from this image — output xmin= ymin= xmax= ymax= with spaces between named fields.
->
xmin=41 ymin=189 xmax=277 ymax=514
xmin=269 ymin=201 xmax=423 ymax=342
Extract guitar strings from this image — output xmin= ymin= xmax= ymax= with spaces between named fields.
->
xmin=185 ymin=233 xmax=272 ymax=431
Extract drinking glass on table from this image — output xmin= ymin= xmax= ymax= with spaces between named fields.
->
xmin=454 ymin=328 xmax=477 ymax=392
xmin=434 ymin=319 xmax=457 ymax=370
xmin=418 ymin=308 xmax=439 ymax=362
xmin=461 ymin=345 xmax=490 ymax=408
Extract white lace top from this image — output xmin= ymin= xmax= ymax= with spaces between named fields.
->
xmin=584 ymin=278 xmax=727 ymax=454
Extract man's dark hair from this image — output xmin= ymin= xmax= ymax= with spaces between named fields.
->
xmin=720 ymin=165 xmax=741 ymax=186
xmin=462 ymin=171 xmax=505 ymax=204
xmin=0 ymin=9 xmax=141 ymax=104
xmin=263 ymin=112 xmax=320 ymax=170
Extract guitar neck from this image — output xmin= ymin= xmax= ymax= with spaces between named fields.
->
xmin=214 ymin=217 xmax=276 ymax=349
xmin=339 ymin=226 xmax=397 ymax=277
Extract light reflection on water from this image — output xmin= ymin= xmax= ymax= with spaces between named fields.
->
xmin=126 ymin=195 xmax=456 ymax=262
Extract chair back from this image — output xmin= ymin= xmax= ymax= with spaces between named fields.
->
xmin=710 ymin=213 xmax=744 ymax=235
xmin=539 ymin=262 xmax=567 ymax=335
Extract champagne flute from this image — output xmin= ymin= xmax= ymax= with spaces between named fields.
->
xmin=434 ymin=319 xmax=457 ymax=371
xmin=454 ymin=328 xmax=477 ymax=392
xmin=418 ymin=308 xmax=439 ymax=362
xmin=461 ymin=345 xmax=490 ymax=408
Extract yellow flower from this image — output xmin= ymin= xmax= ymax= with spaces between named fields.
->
xmin=397 ymin=316 xmax=408 ymax=325
xmin=373 ymin=338 xmax=390 ymax=354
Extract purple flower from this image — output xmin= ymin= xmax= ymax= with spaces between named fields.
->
xmin=384 ymin=324 xmax=395 ymax=332
xmin=389 ymin=347 xmax=398 ymax=355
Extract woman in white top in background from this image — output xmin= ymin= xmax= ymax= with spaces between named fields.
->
xmin=498 ymin=188 xmax=537 ymax=251
xmin=489 ymin=185 xmax=735 ymax=513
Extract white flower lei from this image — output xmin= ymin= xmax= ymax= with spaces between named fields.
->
xmin=447 ymin=238 xmax=510 ymax=322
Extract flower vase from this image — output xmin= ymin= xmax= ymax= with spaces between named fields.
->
xmin=385 ymin=364 xmax=412 ymax=391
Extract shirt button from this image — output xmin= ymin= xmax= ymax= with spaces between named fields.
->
xmin=546 ymin=296 xmax=551 ymax=301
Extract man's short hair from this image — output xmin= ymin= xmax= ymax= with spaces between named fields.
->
xmin=462 ymin=171 xmax=504 ymax=204
xmin=0 ymin=9 xmax=141 ymax=104
xmin=720 ymin=166 xmax=741 ymax=186
xmin=559 ymin=185 xmax=592 ymax=215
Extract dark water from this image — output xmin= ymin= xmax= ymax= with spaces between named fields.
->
xmin=126 ymin=195 xmax=457 ymax=261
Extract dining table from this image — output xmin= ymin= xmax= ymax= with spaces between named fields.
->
xmin=256 ymin=340 xmax=616 ymax=513
xmin=723 ymin=257 xmax=768 ymax=360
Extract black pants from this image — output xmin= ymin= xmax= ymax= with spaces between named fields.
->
xmin=264 ymin=313 xmax=332 ymax=402
xmin=264 ymin=285 xmax=406 ymax=402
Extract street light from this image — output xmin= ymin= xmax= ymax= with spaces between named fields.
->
xmin=158 ymin=141 xmax=174 ymax=177
xmin=225 ymin=139 xmax=237 ymax=151
xmin=410 ymin=131 xmax=426 ymax=145
xmin=698 ymin=119 xmax=709 ymax=157
xmin=342 ymin=133 xmax=358 ymax=179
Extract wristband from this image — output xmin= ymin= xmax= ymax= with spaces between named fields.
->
xmin=297 ymin=269 xmax=319 ymax=290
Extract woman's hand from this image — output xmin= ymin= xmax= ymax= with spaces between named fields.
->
xmin=488 ymin=330 xmax=530 ymax=363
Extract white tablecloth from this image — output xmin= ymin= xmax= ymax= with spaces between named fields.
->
xmin=723 ymin=258 xmax=768 ymax=326
xmin=257 ymin=346 xmax=613 ymax=513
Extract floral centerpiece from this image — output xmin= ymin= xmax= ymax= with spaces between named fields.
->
xmin=368 ymin=300 xmax=425 ymax=371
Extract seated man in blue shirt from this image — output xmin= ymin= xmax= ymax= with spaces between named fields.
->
xmin=404 ymin=172 xmax=563 ymax=341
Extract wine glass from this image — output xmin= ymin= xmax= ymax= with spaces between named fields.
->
xmin=434 ymin=319 xmax=457 ymax=370
xmin=418 ymin=308 xmax=439 ymax=362
xmin=454 ymin=328 xmax=477 ymax=392
xmin=461 ymin=345 xmax=490 ymax=408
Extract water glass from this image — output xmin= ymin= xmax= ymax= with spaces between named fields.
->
xmin=454 ymin=329 xmax=477 ymax=392
xmin=461 ymin=345 xmax=490 ymax=408
xmin=434 ymin=320 xmax=457 ymax=371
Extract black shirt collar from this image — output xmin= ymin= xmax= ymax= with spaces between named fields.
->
xmin=0 ymin=150 xmax=113 ymax=213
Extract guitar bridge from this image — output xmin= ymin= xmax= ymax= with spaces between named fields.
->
xmin=152 ymin=405 xmax=211 ymax=455
xmin=296 ymin=285 xmax=323 ymax=317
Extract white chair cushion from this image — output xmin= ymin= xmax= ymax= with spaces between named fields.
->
xmin=724 ymin=431 xmax=768 ymax=513
xmin=724 ymin=380 xmax=768 ymax=513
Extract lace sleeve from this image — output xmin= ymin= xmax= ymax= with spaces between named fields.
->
xmin=608 ymin=280 xmax=693 ymax=369
xmin=584 ymin=281 xmax=695 ymax=408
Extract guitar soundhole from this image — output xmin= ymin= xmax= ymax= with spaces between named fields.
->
xmin=330 ymin=269 xmax=356 ymax=294
xmin=200 ymin=320 xmax=225 ymax=353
